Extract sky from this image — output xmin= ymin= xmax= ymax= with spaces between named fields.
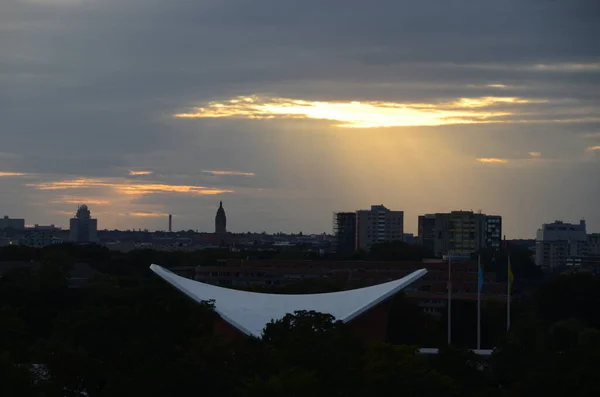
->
xmin=1 ymin=0 xmax=599 ymax=237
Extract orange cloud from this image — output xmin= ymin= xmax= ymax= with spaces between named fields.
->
xmin=54 ymin=210 xmax=77 ymax=216
xmin=477 ymin=158 xmax=509 ymax=164
xmin=122 ymin=211 xmax=169 ymax=218
xmin=129 ymin=170 xmax=153 ymax=176
xmin=528 ymin=152 xmax=542 ymax=157
xmin=172 ymin=95 xmax=544 ymax=128
xmin=449 ymin=97 xmax=543 ymax=109
xmin=0 ymin=171 xmax=27 ymax=177
xmin=586 ymin=146 xmax=600 ymax=152
xmin=202 ymin=170 xmax=256 ymax=177
xmin=27 ymin=178 xmax=233 ymax=196
xmin=50 ymin=196 xmax=111 ymax=205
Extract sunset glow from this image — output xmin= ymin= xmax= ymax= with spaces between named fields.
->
xmin=477 ymin=158 xmax=509 ymax=164
xmin=51 ymin=196 xmax=111 ymax=206
xmin=124 ymin=211 xmax=169 ymax=218
xmin=172 ymin=95 xmax=545 ymax=128
xmin=128 ymin=170 xmax=153 ymax=176
xmin=202 ymin=170 xmax=256 ymax=177
xmin=0 ymin=171 xmax=27 ymax=177
xmin=27 ymin=178 xmax=233 ymax=196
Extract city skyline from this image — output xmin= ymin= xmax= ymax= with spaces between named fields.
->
xmin=5 ymin=203 xmax=598 ymax=241
xmin=2 ymin=1 xmax=599 ymax=238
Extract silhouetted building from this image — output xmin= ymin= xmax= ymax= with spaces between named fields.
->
xmin=418 ymin=211 xmax=502 ymax=257
xmin=21 ymin=225 xmax=62 ymax=247
xmin=215 ymin=201 xmax=227 ymax=234
xmin=356 ymin=205 xmax=404 ymax=251
xmin=69 ymin=204 xmax=98 ymax=243
xmin=588 ymin=233 xmax=600 ymax=255
xmin=485 ymin=215 xmax=502 ymax=250
xmin=535 ymin=219 xmax=588 ymax=270
xmin=418 ymin=214 xmax=436 ymax=255
xmin=333 ymin=212 xmax=357 ymax=255
xmin=168 ymin=214 xmax=172 ymax=232
xmin=0 ymin=215 xmax=25 ymax=230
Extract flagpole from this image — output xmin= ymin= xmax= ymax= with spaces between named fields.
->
xmin=507 ymin=254 xmax=511 ymax=331
xmin=447 ymin=254 xmax=452 ymax=345
xmin=477 ymin=254 xmax=481 ymax=350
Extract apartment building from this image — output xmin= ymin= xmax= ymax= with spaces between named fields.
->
xmin=535 ymin=220 xmax=588 ymax=270
xmin=0 ymin=216 xmax=25 ymax=230
xmin=333 ymin=205 xmax=404 ymax=253
xmin=588 ymin=233 xmax=600 ymax=255
xmin=333 ymin=212 xmax=357 ymax=255
xmin=20 ymin=225 xmax=63 ymax=247
xmin=356 ymin=205 xmax=404 ymax=251
xmin=69 ymin=205 xmax=98 ymax=243
xmin=418 ymin=211 xmax=502 ymax=257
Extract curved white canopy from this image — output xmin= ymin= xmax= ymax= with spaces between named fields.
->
xmin=150 ymin=264 xmax=427 ymax=338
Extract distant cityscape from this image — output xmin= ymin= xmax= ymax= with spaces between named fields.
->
xmin=1 ymin=202 xmax=598 ymax=273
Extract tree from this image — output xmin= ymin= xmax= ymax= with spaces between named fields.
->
xmin=387 ymin=294 xmax=443 ymax=346
xmin=262 ymin=311 xmax=363 ymax=397
xmin=368 ymin=241 xmax=425 ymax=261
xmin=0 ymin=352 xmax=39 ymax=397
xmin=362 ymin=344 xmax=457 ymax=396
xmin=242 ymin=369 xmax=322 ymax=397
xmin=535 ymin=273 xmax=600 ymax=328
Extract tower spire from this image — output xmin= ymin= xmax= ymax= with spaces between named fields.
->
xmin=215 ymin=201 xmax=227 ymax=234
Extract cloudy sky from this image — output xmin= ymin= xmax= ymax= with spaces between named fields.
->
xmin=2 ymin=0 xmax=599 ymax=237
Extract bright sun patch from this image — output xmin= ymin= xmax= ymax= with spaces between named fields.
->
xmin=26 ymin=178 xmax=232 ymax=196
xmin=173 ymin=95 xmax=546 ymax=128
xmin=477 ymin=158 xmax=509 ymax=164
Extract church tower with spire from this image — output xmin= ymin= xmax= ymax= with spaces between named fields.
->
xmin=215 ymin=201 xmax=227 ymax=234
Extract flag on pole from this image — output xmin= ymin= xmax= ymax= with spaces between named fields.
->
xmin=507 ymin=255 xmax=513 ymax=330
xmin=447 ymin=255 xmax=452 ymax=345
xmin=477 ymin=255 xmax=483 ymax=350
xmin=478 ymin=261 xmax=484 ymax=293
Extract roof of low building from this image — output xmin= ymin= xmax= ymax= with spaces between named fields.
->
xmin=150 ymin=264 xmax=427 ymax=338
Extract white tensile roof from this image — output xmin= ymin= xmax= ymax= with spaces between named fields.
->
xmin=150 ymin=264 xmax=427 ymax=338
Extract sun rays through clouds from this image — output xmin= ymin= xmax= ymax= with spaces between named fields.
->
xmin=27 ymin=178 xmax=233 ymax=196
xmin=173 ymin=95 xmax=552 ymax=128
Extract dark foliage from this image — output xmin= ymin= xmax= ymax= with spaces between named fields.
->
xmin=0 ymin=245 xmax=598 ymax=396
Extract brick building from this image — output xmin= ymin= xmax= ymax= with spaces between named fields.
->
xmin=192 ymin=258 xmax=508 ymax=317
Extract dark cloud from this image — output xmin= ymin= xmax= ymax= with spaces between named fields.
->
xmin=1 ymin=0 xmax=599 ymax=235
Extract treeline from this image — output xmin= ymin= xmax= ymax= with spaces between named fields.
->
xmin=0 ymin=239 xmax=540 ymax=266
xmin=0 ymin=245 xmax=598 ymax=396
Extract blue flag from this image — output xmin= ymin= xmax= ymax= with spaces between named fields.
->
xmin=478 ymin=262 xmax=484 ymax=293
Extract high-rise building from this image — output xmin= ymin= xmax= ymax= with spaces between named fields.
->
xmin=356 ymin=205 xmax=404 ymax=251
xmin=418 ymin=214 xmax=437 ymax=255
xmin=168 ymin=214 xmax=172 ymax=232
xmin=418 ymin=211 xmax=502 ymax=257
xmin=535 ymin=220 xmax=588 ymax=270
xmin=0 ymin=216 xmax=25 ymax=230
xmin=21 ymin=225 xmax=62 ymax=247
xmin=333 ymin=212 xmax=357 ymax=255
xmin=68 ymin=204 xmax=98 ymax=243
xmin=215 ymin=201 xmax=227 ymax=234
xmin=589 ymin=233 xmax=600 ymax=255
xmin=485 ymin=215 xmax=502 ymax=250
